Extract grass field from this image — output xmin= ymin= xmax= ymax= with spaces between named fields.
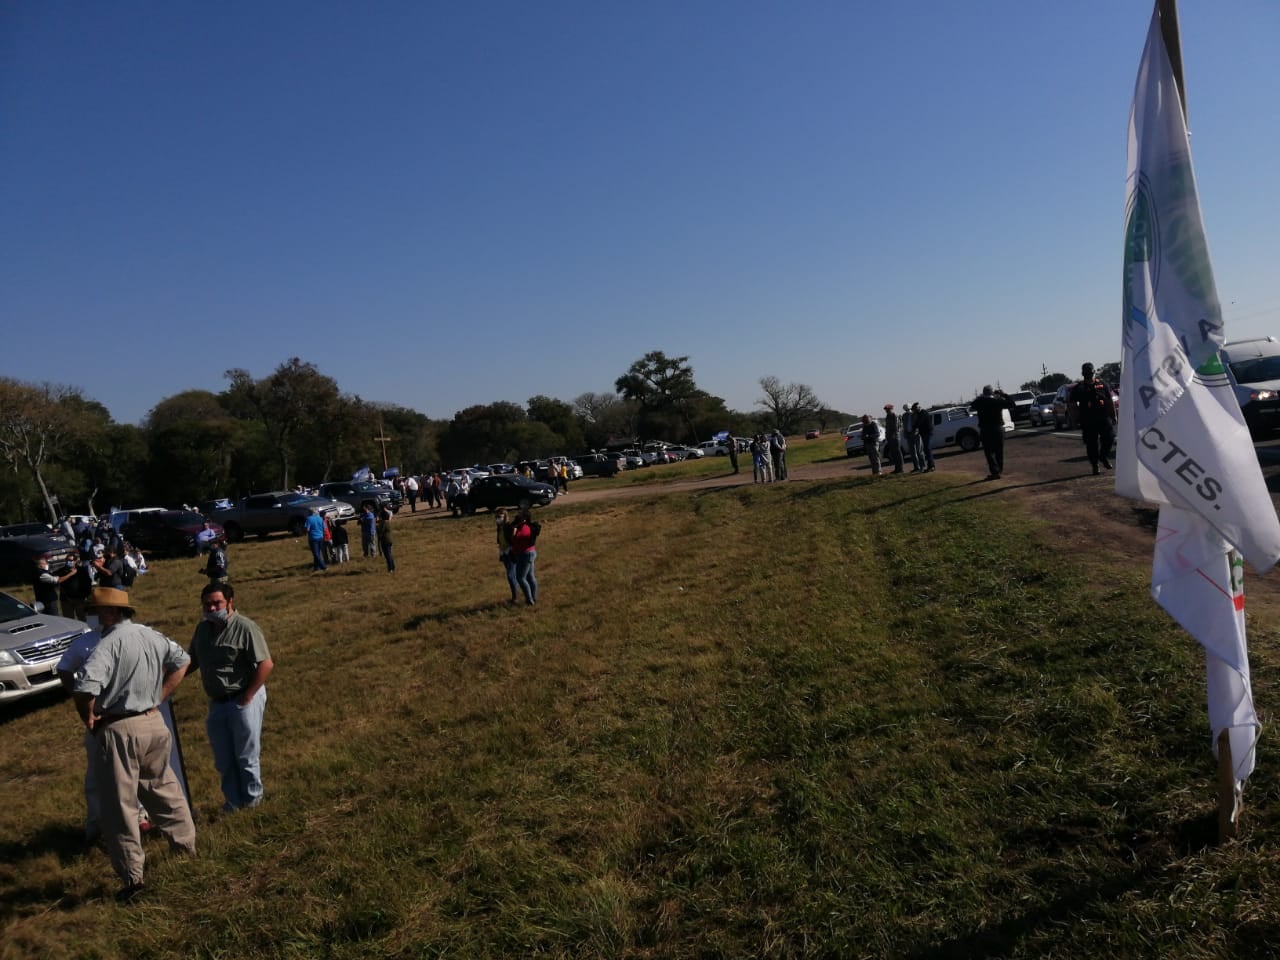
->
xmin=3 ymin=470 xmax=1280 ymax=959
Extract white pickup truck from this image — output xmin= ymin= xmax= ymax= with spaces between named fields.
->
xmin=845 ymin=407 xmax=1014 ymax=457
xmin=922 ymin=406 xmax=1015 ymax=452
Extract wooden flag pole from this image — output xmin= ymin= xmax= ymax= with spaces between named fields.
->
xmin=1217 ymin=729 xmax=1239 ymax=842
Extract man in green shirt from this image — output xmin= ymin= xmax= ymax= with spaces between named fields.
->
xmin=188 ymin=582 xmax=274 ymax=812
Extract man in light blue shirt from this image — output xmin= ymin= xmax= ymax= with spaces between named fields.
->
xmin=303 ymin=508 xmax=327 ymax=571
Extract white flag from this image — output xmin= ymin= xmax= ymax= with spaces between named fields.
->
xmin=1119 ymin=3 xmax=1280 ymax=789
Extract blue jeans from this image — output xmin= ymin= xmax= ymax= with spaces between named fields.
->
xmin=308 ymin=538 xmax=327 ymax=570
xmin=515 ymin=549 xmax=537 ymax=605
xmin=206 ymin=686 xmax=267 ymax=811
xmin=502 ymin=554 xmax=518 ymax=600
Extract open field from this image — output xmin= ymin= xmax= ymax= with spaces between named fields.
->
xmin=5 ymin=461 xmax=1280 ymax=959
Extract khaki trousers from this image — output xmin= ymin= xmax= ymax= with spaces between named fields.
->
xmin=93 ymin=712 xmax=195 ymax=886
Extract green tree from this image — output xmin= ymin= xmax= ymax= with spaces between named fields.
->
xmin=1038 ymin=372 xmax=1071 ymax=392
xmin=224 ymin=359 xmax=341 ymax=489
xmin=439 ymin=402 xmax=530 ymax=467
xmin=615 ymin=351 xmax=701 ymax=442
xmin=527 ymin=395 xmax=583 ymax=452
xmin=0 ymin=379 xmax=83 ymax=522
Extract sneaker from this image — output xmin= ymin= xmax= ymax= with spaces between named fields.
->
xmin=1101 ymin=459 xmax=1113 ymax=469
xmin=1092 ymin=465 xmax=1100 ymax=475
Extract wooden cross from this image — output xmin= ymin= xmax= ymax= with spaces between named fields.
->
xmin=373 ymin=421 xmax=392 ymax=473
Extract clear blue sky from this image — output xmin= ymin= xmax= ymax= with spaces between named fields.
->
xmin=3 ymin=1 xmax=1279 ymax=426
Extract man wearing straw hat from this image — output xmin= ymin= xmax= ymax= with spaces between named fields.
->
xmin=71 ymin=586 xmax=196 ymax=902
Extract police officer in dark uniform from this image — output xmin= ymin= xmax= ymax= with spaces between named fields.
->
xmin=1068 ymin=362 xmax=1117 ymax=475
xmin=970 ymin=386 xmax=1016 ymax=479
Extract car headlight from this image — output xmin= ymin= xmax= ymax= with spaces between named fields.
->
xmin=1249 ymin=390 xmax=1275 ymax=402
xmin=0 ymin=650 xmax=17 ymax=666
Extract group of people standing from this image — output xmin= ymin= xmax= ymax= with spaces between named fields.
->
xmin=860 ymin=403 xmax=937 ymax=477
xmin=58 ymin=580 xmax=273 ymax=902
xmin=303 ymin=504 xmax=394 ymax=573
xmin=749 ymin=431 xmax=788 ymax=483
xmin=493 ymin=508 xmax=540 ymax=606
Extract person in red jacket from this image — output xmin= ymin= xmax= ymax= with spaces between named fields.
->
xmin=510 ymin=509 xmax=540 ymax=607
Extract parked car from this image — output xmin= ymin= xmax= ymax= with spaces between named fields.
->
xmin=120 ymin=510 xmax=224 ymax=557
xmin=0 ymin=590 xmax=93 ymax=705
xmin=1221 ymin=337 xmax=1280 ymax=438
xmin=618 ymin=450 xmax=647 ymax=470
xmin=464 ymin=475 xmax=557 ymax=513
xmin=805 ymin=429 xmax=821 ymax=439
xmin=666 ymin=445 xmax=704 ymax=460
xmin=1008 ymin=391 xmax=1037 ymax=421
xmin=574 ymin=453 xmax=624 ymax=477
xmin=549 ymin=456 xmax=584 ymax=479
xmin=202 ymin=492 xmax=355 ymax=542
xmin=487 ymin=463 xmax=516 ymax=475
xmin=0 ymin=522 xmax=56 ymax=539
xmin=317 ymin=480 xmax=403 ymax=514
xmin=0 ymin=533 xmax=79 ymax=587
xmin=697 ymin=440 xmax=729 ymax=456
xmin=924 ymin=405 xmax=1015 ymax=452
xmin=1027 ymin=393 xmax=1056 ymax=427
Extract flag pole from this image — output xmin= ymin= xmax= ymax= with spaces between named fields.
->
xmin=1156 ymin=0 xmax=1187 ymax=122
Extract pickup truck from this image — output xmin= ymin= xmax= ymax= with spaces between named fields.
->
xmin=923 ymin=406 xmax=1015 ymax=452
xmin=317 ymin=480 xmax=403 ymax=515
xmin=202 ymin=491 xmax=356 ymax=542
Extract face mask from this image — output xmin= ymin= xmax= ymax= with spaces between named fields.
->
xmin=86 ymin=615 xmax=100 ymax=631
xmin=204 ymin=608 xmax=229 ymax=624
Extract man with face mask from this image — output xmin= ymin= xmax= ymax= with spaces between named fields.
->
xmin=187 ymin=582 xmax=274 ymax=812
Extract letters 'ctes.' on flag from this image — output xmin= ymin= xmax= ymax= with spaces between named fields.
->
xmin=1117 ymin=0 xmax=1280 ymax=796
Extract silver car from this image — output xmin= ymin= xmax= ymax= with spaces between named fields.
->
xmin=0 ymin=591 xmax=92 ymax=705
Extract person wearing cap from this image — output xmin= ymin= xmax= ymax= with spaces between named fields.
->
xmin=188 ymin=582 xmax=274 ymax=812
xmin=202 ymin=535 xmax=229 ymax=584
xmin=92 ymin=543 xmax=127 ymax=589
xmin=70 ymin=586 xmax=196 ymax=902
xmin=882 ymin=404 xmax=905 ymax=475
xmin=970 ymin=385 xmax=1016 ymax=479
xmin=1068 ymin=362 xmax=1118 ymax=475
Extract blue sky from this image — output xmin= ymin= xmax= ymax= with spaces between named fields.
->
xmin=3 ymin=1 xmax=1279 ymax=426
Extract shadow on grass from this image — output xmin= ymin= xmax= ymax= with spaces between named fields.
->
xmin=907 ymin=810 xmax=1222 ymax=960
xmin=0 ymin=821 xmax=94 ymax=874
xmin=0 ymin=687 xmax=67 ymax=728
xmin=403 ymin=601 xmax=520 ymax=630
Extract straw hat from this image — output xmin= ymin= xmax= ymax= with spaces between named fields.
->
xmin=86 ymin=586 xmax=135 ymax=616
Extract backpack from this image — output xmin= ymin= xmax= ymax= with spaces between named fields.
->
xmin=529 ymin=521 xmax=542 ymax=544
xmin=119 ymin=558 xmax=138 ymax=588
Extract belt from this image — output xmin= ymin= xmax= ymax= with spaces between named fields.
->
xmin=211 ymin=690 xmax=244 ymax=704
xmin=94 ymin=708 xmax=155 ymax=729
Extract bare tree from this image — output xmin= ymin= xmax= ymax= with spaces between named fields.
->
xmin=0 ymin=379 xmax=80 ymax=522
xmin=756 ymin=376 xmax=822 ymax=435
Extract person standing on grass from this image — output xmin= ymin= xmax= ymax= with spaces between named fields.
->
xmin=377 ymin=504 xmax=396 ymax=573
xmin=970 ymin=385 xmax=1016 ymax=480
xmin=303 ymin=508 xmax=327 ymax=571
xmin=860 ymin=415 xmax=883 ymax=476
xmin=770 ymin=430 xmax=788 ymax=481
xmin=728 ymin=435 xmax=739 ymax=474
xmin=71 ymin=587 xmax=196 ymax=903
xmin=913 ymin=403 xmax=935 ymax=472
xmin=202 ymin=535 xmax=229 ymax=585
xmin=188 ymin=582 xmax=273 ymax=812
xmin=33 ymin=553 xmax=76 ymax=616
xmin=510 ymin=508 xmax=539 ymax=607
xmin=495 ymin=508 xmax=519 ymax=603
xmin=406 ymin=473 xmax=419 ymax=512
xmin=883 ymin=404 xmax=905 ymax=474
xmin=331 ymin=519 xmax=350 ymax=564
xmin=359 ymin=503 xmax=377 ymax=558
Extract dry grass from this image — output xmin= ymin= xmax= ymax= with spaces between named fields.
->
xmin=3 ymin=474 xmax=1280 ymax=959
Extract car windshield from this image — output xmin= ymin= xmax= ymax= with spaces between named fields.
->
xmin=1229 ymin=356 xmax=1280 ymax=386
xmin=0 ymin=591 xmax=36 ymax=624
xmin=169 ymin=511 xmax=206 ymax=525
xmin=280 ymin=493 xmax=310 ymax=505
xmin=1036 ymin=394 xmax=1055 ymax=404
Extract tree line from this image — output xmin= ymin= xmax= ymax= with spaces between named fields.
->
xmin=0 ymin=352 xmax=848 ymax=522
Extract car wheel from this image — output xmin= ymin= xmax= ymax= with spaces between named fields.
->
xmin=957 ymin=429 xmax=980 ymax=452
xmin=288 ymin=517 xmax=306 ymax=537
xmin=225 ymin=523 xmax=244 ymax=543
